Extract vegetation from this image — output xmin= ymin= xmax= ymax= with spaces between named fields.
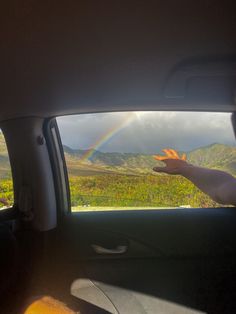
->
xmin=0 ymin=133 xmax=14 ymax=208
xmin=0 ymin=179 xmax=14 ymax=208
xmin=69 ymin=173 xmax=220 ymax=209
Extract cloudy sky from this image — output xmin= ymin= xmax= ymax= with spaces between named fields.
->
xmin=57 ymin=112 xmax=236 ymax=154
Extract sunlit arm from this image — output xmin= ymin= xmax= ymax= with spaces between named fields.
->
xmin=180 ymin=165 xmax=236 ymax=206
xmin=153 ymin=149 xmax=236 ymax=206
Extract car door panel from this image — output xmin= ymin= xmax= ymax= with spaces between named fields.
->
xmin=39 ymin=207 xmax=236 ymax=313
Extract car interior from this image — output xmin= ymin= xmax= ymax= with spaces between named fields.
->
xmin=1 ymin=1 xmax=236 ymax=313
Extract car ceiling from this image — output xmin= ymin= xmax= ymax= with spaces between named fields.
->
xmin=0 ymin=0 xmax=236 ymax=121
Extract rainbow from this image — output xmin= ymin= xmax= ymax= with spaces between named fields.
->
xmin=81 ymin=112 xmax=136 ymax=161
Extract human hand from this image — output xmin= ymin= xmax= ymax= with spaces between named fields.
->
xmin=153 ymin=149 xmax=190 ymax=175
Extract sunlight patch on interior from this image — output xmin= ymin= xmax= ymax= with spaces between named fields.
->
xmin=71 ymin=278 xmax=206 ymax=314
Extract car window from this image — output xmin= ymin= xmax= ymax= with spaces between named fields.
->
xmin=57 ymin=112 xmax=236 ymax=212
xmin=0 ymin=130 xmax=14 ymax=209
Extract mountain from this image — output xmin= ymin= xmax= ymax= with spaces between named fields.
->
xmin=63 ymin=143 xmax=236 ymax=176
xmin=188 ymin=143 xmax=236 ymax=175
xmin=63 ymin=146 xmax=156 ymax=175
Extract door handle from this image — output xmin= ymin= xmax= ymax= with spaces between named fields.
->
xmin=91 ymin=244 xmax=127 ymax=255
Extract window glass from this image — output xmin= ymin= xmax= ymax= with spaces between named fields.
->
xmin=0 ymin=130 xmax=14 ymax=209
xmin=57 ymin=112 xmax=236 ymax=212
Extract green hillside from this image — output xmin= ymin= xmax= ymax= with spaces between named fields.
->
xmin=188 ymin=143 xmax=236 ymax=175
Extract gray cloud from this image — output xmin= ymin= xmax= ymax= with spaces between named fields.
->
xmin=57 ymin=112 xmax=236 ymax=153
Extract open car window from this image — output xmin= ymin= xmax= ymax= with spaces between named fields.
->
xmin=0 ymin=130 xmax=14 ymax=209
xmin=57 ymin=112 xmax=236 ymax=212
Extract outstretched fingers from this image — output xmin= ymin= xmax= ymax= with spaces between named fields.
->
xmin=162 ymin=149 xmax=174 ymax=158
xmin=181 ymin=153 xmax=187 ymax=161
xmin=154 ymin=148 xmax=187 ymax=161
xmin=154 ymin=149 xmax=172 ymax=160
xmin=153 ymin=149 xmax=188 ymax=175
xmin=154 ymin=155 xmax=168 ymax=161
xmin=168 ymin=149 xmax=180 ymax=159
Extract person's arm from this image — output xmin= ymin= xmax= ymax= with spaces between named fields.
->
xmin=153 ymin=149 xmax=236 ymax=206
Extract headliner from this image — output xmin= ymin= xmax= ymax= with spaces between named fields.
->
xmin=0 ymin=1 xmax=236 ymax=120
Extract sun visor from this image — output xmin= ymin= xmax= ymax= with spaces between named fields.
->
xmin=164 ymin=62 xmax=236 ymax=110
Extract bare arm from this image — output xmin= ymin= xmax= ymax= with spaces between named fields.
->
xmin=153 ymin=149 xmax=236 ymax=206
xmin=180 ymin=165 xmax=236 ymax=205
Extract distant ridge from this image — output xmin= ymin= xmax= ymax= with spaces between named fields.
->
xmin=63 ymin=143 xmax=236 ymax=176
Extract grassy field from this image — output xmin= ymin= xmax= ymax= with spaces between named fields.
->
xmin=0 ymin=179 xmax=14 ymax=208
xmin=69 ymin=172 xmax=221 ymax=211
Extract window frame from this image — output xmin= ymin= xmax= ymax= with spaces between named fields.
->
xmin=44 ymin=118 xmax=71 ymax=216
xmin=55 ymin=111 xmax=236 ymax=212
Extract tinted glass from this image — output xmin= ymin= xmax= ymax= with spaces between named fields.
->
xmin=57 ymin=112 xmax=236 ymax=211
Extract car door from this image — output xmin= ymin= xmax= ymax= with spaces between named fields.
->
xmin=36 ymin=116 xmax=236 ymax=314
